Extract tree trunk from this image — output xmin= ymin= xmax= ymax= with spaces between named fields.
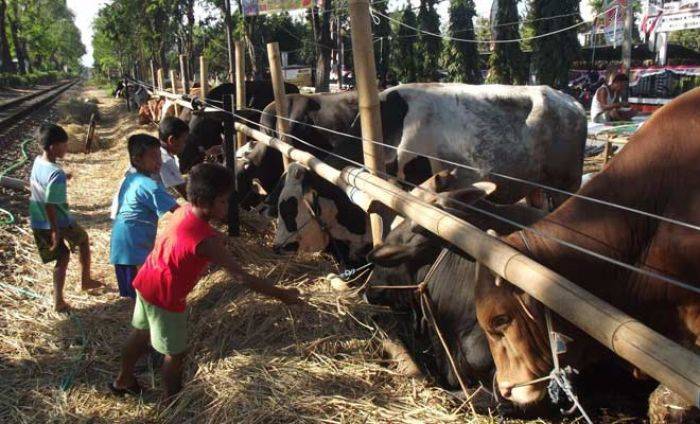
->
xmin=0 ymin=0 xmax=17 ymax=73
xmin=313 ymin=0 xmax=332 ymax=92
xmin=8 ymin=1 xmax=25 ymax=73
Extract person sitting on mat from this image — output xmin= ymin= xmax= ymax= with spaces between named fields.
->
xmin=591 ymin=72 xmax=637 ymax=123
xmin=110 ymin=134 xmax=179 ymax=300
xmin=110 ymin=163 xmax=302 ymax=400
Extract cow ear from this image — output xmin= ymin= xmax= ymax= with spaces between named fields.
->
xmin=367 ymin=243 xmax=414 ymax=267
xmin=252 ymin=179 xmax=267 ymax=196
xmin=292 ymin=165 xmax=305 ymax=180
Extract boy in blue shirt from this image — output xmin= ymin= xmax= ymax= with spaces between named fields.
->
xmin=30 ymin=124 xmax=103 ymax=312
xmin=110 ymin=134 xmax=178 ymax=299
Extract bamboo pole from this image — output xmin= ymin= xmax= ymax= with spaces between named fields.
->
xmin=234 ymin=121 xmax=700 ymax=408
xmin=179 ymin=54 xmax=190 ymax=95
xmin=267 ymin=42 xmax=291 ymax=169
xmin=199 ymin=56 xmax=209 ymax=99
xmin=157 ymin=68 xmax=165 ymax=93
xmin=169 ymin=69 xmax=180 ymax=116
xmin=348 ymin=0 xmax=385 ymax=245
xmin=234 ymin=41 xmax=246 ymax=149
xmin=150 ymin=60 xmax=156 ymax=91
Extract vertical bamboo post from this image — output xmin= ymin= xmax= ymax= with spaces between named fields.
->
xmin=234 ymin=41 xmax=246 ymax=149
xmin=267 ymin=42 xmax=291 ymax=169
xmin=179 ymin=55 xmax=190 ymax=95
xmin=199 ymin=56 xmax=209 ymax=99
xmin=150 ymin=60 xmax=157 ymax=91
xmin=348 ymin=0 xmax=385 ymax=245
xmin=223 ymin=94 xmax=240 ymax=236
xmin=157 ymin=68 xmax=165 ymax=93
xmin=169 ymin=70 xmax=180 ymax=116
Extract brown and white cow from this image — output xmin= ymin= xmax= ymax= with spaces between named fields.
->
xmin=474 ymin=88 xmax=700 ymax=408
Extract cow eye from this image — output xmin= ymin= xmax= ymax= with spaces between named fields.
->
xmin=490 ymin=314 xmax=511 ymax=332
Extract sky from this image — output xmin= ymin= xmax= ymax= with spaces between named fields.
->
xmin=68 ymin=0 xmax=595 ymax=68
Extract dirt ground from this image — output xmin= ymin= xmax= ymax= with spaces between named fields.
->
xmin=0 ymin=84 xmax=651 ymax=423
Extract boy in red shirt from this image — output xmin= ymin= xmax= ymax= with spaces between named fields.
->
xmin=110 ymin=163 xmax=301 ymax=399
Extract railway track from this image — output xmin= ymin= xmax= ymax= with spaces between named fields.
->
xmin=0 ymin=79 xmax=79 ymax=134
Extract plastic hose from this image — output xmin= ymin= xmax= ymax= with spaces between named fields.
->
xmin=0 ymin=138 xmax=32 ymax=226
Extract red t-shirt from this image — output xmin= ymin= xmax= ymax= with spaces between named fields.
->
xmin=133 ymin=204 xmax=218 ymax=312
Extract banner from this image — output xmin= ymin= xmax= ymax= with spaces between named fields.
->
xmin=600 ymin=0 xmax=627 ymax=46
xmin=242 ymin=0 xmax=314 ymax=16
xmin=656 ymin=1 xmax=700 ymax=32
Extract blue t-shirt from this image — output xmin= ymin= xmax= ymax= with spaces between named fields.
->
xmin=110 ymin=172 xmax=178 ymax=265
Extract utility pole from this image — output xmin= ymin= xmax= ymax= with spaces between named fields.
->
xmin=622 ymin=0 xmax=633 ymax=102
xmin=224 ymin=0 xmax=236 ymax=83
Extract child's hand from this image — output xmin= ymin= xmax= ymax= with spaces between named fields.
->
xmin=276 ymin=288 xmax=303 ymax=305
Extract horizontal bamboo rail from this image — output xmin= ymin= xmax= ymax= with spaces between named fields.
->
xmin=234 ymin=121 xmax=700 ymax=407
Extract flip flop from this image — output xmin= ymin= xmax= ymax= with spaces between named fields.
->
xmin=108 ymin=381 xmax=143 ymax=397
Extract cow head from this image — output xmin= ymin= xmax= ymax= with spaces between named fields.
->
xmin=272 ymin=163 xmax=329 ymax=254
xmin=235 ymin=141 xmax=284 ymax=210
xmin=474 ymin=235 xmax=553 ymax=406
xmin=366 ymin=182 xmax=496 ymax=306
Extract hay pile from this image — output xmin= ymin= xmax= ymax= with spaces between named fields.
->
xmin=0 ymin=86 xmax=502 ymax=423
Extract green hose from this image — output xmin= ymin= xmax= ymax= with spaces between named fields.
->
xmin=0 ymin=138 xmax=33 ymax=226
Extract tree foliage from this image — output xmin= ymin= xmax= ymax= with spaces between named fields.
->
xmin=92 ymin=0 xmax=308 ymax=82
xmin=372 ymin=0 xmax=392 ymax=85
xmin=486 ymin=0 xmax=526 ymax=84
xmin=391 ymin=7 xmax=419 ymax=83
xmin=528 ymin=0 xmax=580 ymax=88
xmin=445 ymin=0 xmax=480 ymax=83
xmin=1 ymin=0 xmax=85 ymax=76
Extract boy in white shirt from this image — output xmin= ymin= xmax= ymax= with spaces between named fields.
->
xmin=156 ymin=116 xmax=189 ymax=199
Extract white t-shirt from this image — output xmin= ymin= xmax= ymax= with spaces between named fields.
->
xmin=155 ymin=147 xmax=185 ymax=189
xmin=110 ymin=147 xmax=184 ymax=219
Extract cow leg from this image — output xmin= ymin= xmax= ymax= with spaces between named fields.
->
xmin=526 ymin=188 xmax=546 ymax=210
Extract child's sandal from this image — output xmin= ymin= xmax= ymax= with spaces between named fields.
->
xmin=108 ymin=381 xmax=143 ymax=396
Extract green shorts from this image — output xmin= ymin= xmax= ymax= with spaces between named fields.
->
xmin=32 ymin=223 xmax=88 ymax=264
xmin=132 ymin=291 xmax=187 ymax=355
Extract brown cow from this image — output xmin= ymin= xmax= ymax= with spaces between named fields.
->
xmin=474 ymin=88 xmax=700 ymax=409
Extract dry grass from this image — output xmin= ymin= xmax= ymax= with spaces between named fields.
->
xmin=0 ymin=86 xmax=508 ymax=423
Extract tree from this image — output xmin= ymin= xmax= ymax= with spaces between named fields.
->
xmin=486 ymin=0 xmax=526 ymax=84
xmin=445 ymin=0 xmax=480 ymax=83
xmin=669 ymin=29 xmax=700 ymax=52
xmin=417 ymin=0 xmax=441 ymax=81
xmin=310 ymin=0 xmax=333 ymax=92
xmin=7 ymin=0 xmax=28 ymax=73
xmin=372 ymin=0 xmax=392 ymax=85
xmin=0 ymin=0 xmax=16 ymax=72
xmin=392 ymin=7 xmax=419 ymax=83
xmin=529 ymin=0 xmax=580 ymax=88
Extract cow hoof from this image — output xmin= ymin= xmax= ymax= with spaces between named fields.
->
xmin=648 ymin=385 xmax=700 ymax=424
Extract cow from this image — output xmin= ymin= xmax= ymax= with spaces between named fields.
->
xmin=271 ymin=162 xmax=372 ymax=267
xmin=178 ymin=81 xmax=300 ymax=174
xmin=364 ymin=170 xmax=546 ymax=390
xmin=250 ymin=83 xmax=586 ymax=214
xmin=473 ymin=88 xmax=700 ymax=413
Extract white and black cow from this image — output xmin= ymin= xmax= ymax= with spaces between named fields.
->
xmin=178 ymin=81 xmax=300 ymax=174
xmin=250 ymin=83 xmax=586 ymax=215
xmin=365 ymin=172 xmax=546 ymax=390
xmin=272 ymin=162 xmax=373 ymax=267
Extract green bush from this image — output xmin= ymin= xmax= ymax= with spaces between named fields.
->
xmin=0 ymin=71 xmax=73 ymax=88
